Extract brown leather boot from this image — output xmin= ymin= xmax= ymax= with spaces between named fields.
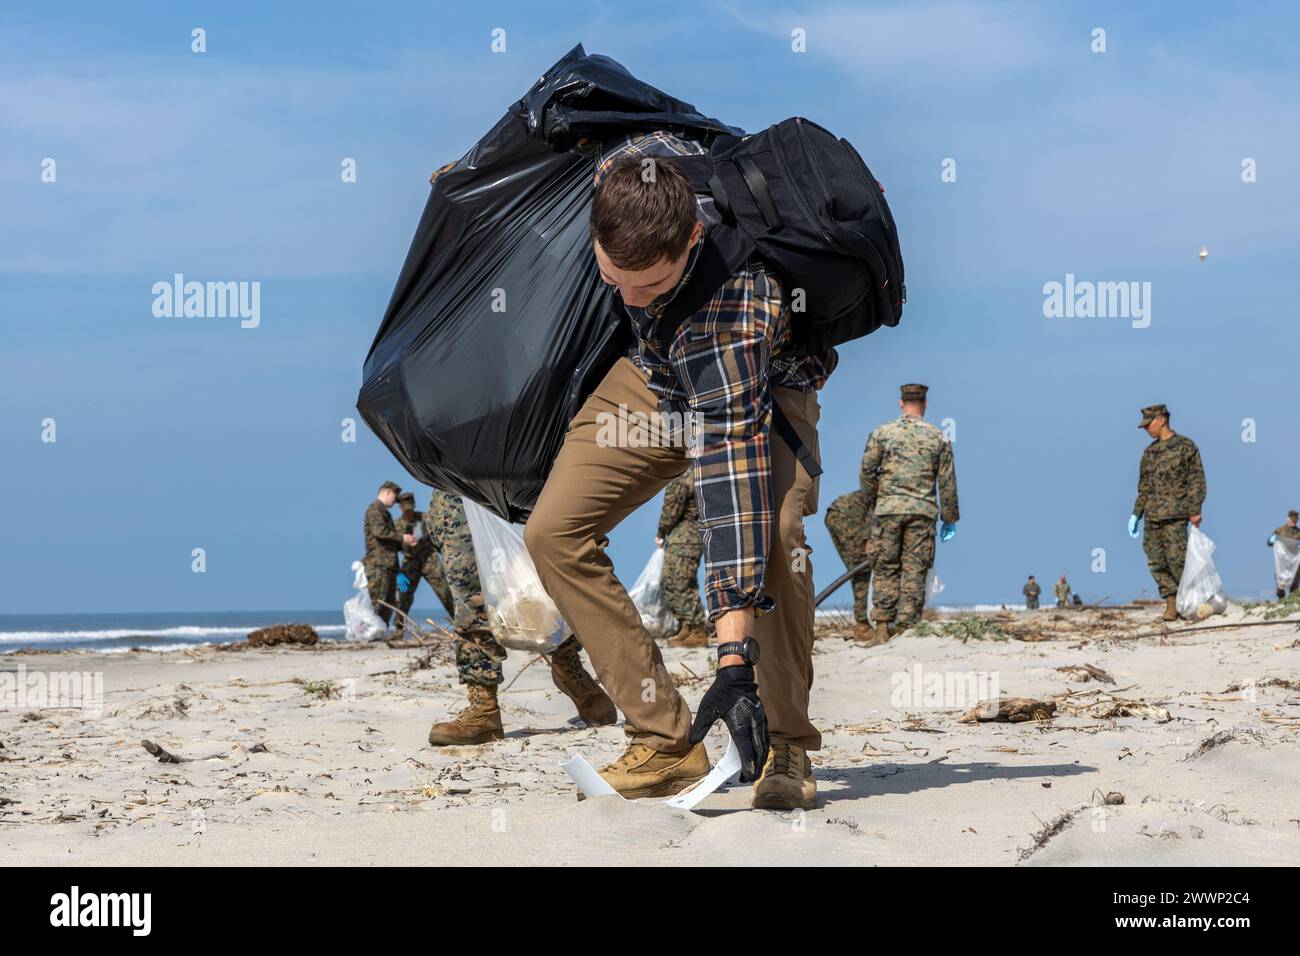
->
xmin=752 ymin=740 xmax=816 ymax=811
xmin=1162 ymin=596 xmax=1179 ymax=622
xmin=595 ymin=742 xmax=710 ymax=799
xmin=427 ymin=683 xmax=504 ymax=746
xmin=666 ymin=623 xmax=711 ymax=648
xmin=549 ymin=639 xmax=617 ymax=726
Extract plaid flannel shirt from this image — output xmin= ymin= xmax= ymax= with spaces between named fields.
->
xmin=595 ymin=132 xmax=838 ymax=618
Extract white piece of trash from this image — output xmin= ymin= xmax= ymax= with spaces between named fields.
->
xmin=560 ymin=740 xmax=743 ymax=811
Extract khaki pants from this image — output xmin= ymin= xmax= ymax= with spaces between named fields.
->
xmin=525 ymin=357 xmax=822 ymax=752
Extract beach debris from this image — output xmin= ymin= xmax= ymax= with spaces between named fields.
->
xmin=1019 ymin=806 xmax=1084 ymax=861
xmin=141 ymin=739 xmax=186 ymax=763
xmin=1054 ymin=687 xmax=1170 ymax=723
xmin=296 ymin=679 xmax=341 ymax=700
xmin=246 ymin=624 xmax=319 ymax=647
xmin=1221 ymin=677 xmax=1300 ymax=693
xmin=960 ymin=697 xmax=1056 ymax=723
xmin=123 ymin=694 xmax=192 ymax=720
xmin=912 ymin=616 xmax=1008 ymax=642
xmin=1055 ymin=663 xmax=1115 ymax=684
xmin=1183 ymin=728 xmax=1278 ymax=760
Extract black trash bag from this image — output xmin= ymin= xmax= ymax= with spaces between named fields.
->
xmin=358 ymin=44 xmax=738 ymax=522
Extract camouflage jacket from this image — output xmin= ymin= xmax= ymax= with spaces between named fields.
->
xmin=1023 ymin=581 xmax=1041 ymax=599
xmin=1054 ymin=580 xmax=1071 ymax=602
xmin=859 ymin=416 xmax=959 ymax=522
xmin=657 ymin=472 xmax=699 ymax=544
xmin=397 ymin=510 xmax=431 ymax=569
xmin=1273 ymin=524 xmax=1300 ymax=544
xmin=1132 ymin=434 xmax=1206 ymax=521
xmin=363 ymin=500 xmax=402 ymax=569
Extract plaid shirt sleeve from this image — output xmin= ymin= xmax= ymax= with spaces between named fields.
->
xmin=672 ymin=266 xmax=786 ymax=619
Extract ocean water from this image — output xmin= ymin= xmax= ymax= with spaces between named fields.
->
xmin=2 ymin=605 xmax=1027 ymax=655
xmin=0 ymin=609 xmax=451 ymax=654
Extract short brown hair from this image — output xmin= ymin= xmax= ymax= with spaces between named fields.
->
xmin=590 ymin=156 xmax=698 ymax=270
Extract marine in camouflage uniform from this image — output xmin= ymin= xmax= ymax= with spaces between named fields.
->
xmin=394 ymin=492 xmax=454 ymax=637
xmin=423 ymin=490 xmax=508 ymax=687
xmin=363 ymin=481 xmax=407 ymax=625
xmin=1131 ymin=404 xmax=1206 ymax=619
xmin=860 ymin=384 xmax=960 ymax=637
xmin=657 ymin=471 xmax=709 ymax=646
xmin=1268 ymin=510 xmax=1300 ymax=599
xmin=1022 ymin=576 xmax=1041 ymax=610
xmin=1054 ymin=576 xmax=1072 ymax=608
xmin=825 ymin=490 xmax=872 ymax=625
xmin=424 ymin=490 xmax=617 ymax=746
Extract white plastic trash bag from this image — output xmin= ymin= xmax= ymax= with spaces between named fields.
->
xmin=926 ymin=569 xmax=945 ymax=601
xmin=1273 ymin=537 xmax=1300 ymax=593
xmin=1176 ymin=526 xmax=1228 ymax=620
xmin=463 ymin=498 xmax=567 ymax=653
xmin=344 ymin=560 xmax=388 ymax=642
xmin=629 ymin=547 xmax=679 ymax=639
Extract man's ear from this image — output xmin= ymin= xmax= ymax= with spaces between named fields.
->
xmin=688 ymin=220 xmax=704 ymax=247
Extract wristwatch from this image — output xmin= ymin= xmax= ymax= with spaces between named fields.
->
xmin=717 ymin=637 xmax=760 ymax=666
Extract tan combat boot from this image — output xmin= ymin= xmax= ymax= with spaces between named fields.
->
xmin=1162 ymin=596 xmax=1179 ymax=622
xmin=752 ymin=740 xmax=816 ymax=811
xmin=549 ymin=640 xmax=617 ymax=726
xmin=427 ymin=683 xmax=504 ymax=746
xmin=595 ymin=742 xmax=710 ymax=799
xmin=851 ymin=622 xmax=889 ymax=646
xmin=666 ymin=623 xmax=711 ymax=648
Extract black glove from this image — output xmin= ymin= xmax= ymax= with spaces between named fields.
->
xmin=688 ymin=664 xmax=770 ymax=783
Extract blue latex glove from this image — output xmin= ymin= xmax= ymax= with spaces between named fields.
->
xmin=1128 ymin=515 xmax=1141 ymax=539
xmin=1268 ymin=534 xmax=1278 ymax=546
xmin=940 ymin=521 xmax=957 ymax=542
xmin=396 ymin=573 xmax=411 ymax=593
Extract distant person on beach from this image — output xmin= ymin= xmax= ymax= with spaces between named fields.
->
xmin=655 ymin=470 xmax=711 ymax=648
xmin=860 ymin=384 xmax=960 ymax=643
xmin=1267 ymin=509 xmax=1300 ymax=599
xmin=825 ymin=489 xmax=873 ymax=635
xmin=363 ymin=481 xmax=414 ymax=626
xmin=394 ymin=491 xmax=454 ymax=638
xmin=1022 ymin=575 xmax=1041 ymax=610
xmin=424 ymin=490 xmax=615 ymax=745
xmin=1128 ymin=404 xmax=1207 ymax=621
xmin=1054 ymin=575 xmax=1071 ymax=608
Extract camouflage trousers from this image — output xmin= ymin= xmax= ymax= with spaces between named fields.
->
xmin=1025 ymin=596 xmax=1039 ymax=610
xmin=365 ymin=563 xmax=397 ymax=625
xmin=824 ymin=492 xmax=871 ymax=624
xmin=396 ymin=551 xmax=455 ymax=637
xmin=425 ymin=493 xmax=507 ymax=687
xmin=662 ymin=532 xmax=706 ymax=627
xmin=1144 ymin=518 xmax=1189 ymax=599
xmin=869 ymin=513 xmax=935 ymax=627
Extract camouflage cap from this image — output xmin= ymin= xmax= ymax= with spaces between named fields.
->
xmin=397 ymin=491 xmax=415 ymax=505
xmin=1137 ymin=403 xmax=1169 ymax=427
xmin=379 ymin=480 xmax=402 ymax=494
xmin=900 ymin=383 xmax=928 ymax=401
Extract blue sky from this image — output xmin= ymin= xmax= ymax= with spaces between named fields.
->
xmin=2 ymin=0 xmax=1297 ymax=614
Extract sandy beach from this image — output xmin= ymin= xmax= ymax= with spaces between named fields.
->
xmin=3 ymin=603 xmax=1299 ymax=867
